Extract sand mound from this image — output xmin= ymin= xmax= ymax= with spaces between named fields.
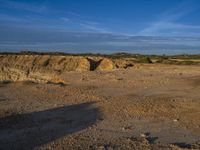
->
xmin=0 ymin=54 xmax=134 ymax=83
xmin=113 ymin=59 xmax=134 ymax=69
xmin=95 ymin=58 xmax=114 ymax=71
xmin=0 ymin=55 xmax=90 ymax=83
xmin=30 ymin=56 xmax=90 ymax=72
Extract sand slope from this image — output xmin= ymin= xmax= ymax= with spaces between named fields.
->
xmin=0 ymin=54 xmax=134 ymax=84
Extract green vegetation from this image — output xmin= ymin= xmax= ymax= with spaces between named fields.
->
xmin=136 ymin=56 xmax=153 ymax=63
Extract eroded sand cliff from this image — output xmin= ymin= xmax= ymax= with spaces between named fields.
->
xmin=0 ymin=54 xmax=134 ymax=83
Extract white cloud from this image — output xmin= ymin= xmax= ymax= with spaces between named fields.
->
xmin=79 ymin=22 xmax=109 ymax=33
xmin=140 ymin=22 xmax=200 ymax=35
xmin=139 ymin=0 xmax=200 ymax=36
xmin=61 ymin=12 xmax=110 ymax=33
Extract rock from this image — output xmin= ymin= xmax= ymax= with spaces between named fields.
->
xmin=173 ymin=119 xmax=179 ymax=122
xmin=140 ymin=132 xmax=150 ymax=138
xmin=97 ymin=145 xmax=106 ymax=150
xmin=140 ymin=133 xmax=147 ymax=138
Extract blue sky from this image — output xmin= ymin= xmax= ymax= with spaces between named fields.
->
xmin=0 ymin=0 xmax=200 ymax=54
xmin=0 ymin=0 xmax=200 ymax=36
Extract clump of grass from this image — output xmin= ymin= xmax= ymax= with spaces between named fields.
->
xmin=157 ymin=59 xmax=178 ymax=64
xmin=156 ymin=58 xmax=199 ymax=65
xmin=177 ymin=61 xmax=197 ymax=65
xmin=137 ymin=57 xmax=153 ymax=63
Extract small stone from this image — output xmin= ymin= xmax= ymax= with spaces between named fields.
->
xmin=97 ymin=145 xmax=105 ymax=150
xmin=140 ymin=133 xmax=147 ymax=138
xmin=173 ymin=119 xmax=179 ymax=122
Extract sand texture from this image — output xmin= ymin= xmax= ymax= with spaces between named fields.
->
xmin=0 ymin=54 xmax=200 ymax=149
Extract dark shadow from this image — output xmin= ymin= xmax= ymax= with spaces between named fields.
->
xmin=0 ymin=102 xmax=101 ymax=150
xmin=172 ymin=142 xmax=192 ymax=149
xmin=87 ymin=58 xmax=102 ymax=71
xmin=47 ymin=81 xmax=66 ymax=87
xmin=141 ymin=132 xmax=158 ymax=144
xmin=124 ymin=63 xmax=134 ymax=69
xmin=146 ymin=136 xmax=158 ymax=144
xmin=0 ymin=80 xmax=12 ymax=84
xmin=0 ymin=97 xmax=7 ymax=102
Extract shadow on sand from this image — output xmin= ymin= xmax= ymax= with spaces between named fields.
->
xmin=0 ymin=102 xmax=101 ymax=149
xmin=87 ymin=58 xmax=102 ymax=71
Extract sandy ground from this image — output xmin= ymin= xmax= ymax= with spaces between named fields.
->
xmin=0 ymin=64 xmax=200 ymax=150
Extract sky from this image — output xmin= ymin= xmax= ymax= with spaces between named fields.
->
xmin=0 ymin=0 xmax=200 ymax=54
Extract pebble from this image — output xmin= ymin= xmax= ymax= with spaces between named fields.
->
xmin=97 ymin=146 xmax=105 ymax=150
xmin=140 ymin=133 xmax=147 ymax=138
xmin=173 ymin=119 xmax=179 ymax=122
xmin=140 ymin=132 xmax=150 ymax=138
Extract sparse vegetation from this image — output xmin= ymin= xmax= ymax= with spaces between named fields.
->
xmin=0 ymin=51 xmax=200 ymax=65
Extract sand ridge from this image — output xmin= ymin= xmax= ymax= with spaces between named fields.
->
xmin=0 ymin=54 xmax=135 ymax=84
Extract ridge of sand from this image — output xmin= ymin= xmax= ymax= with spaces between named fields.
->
xmin=0 ymin=54 xmax=134 ymax=83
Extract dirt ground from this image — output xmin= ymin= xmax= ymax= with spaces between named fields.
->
xmin=0 ymin=64 xmax=200 ymax=150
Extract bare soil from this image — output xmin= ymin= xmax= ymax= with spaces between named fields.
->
xmin=0 ymin=64 xmax=200 ymax=149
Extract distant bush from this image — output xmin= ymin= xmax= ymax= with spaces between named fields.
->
xmin=177 ymin=61 xmax=197 ymax=65
xmin=156 ymin=59 xmax=199 ymax=65
xmin=137 ymin=57 xmax=153 ymax=63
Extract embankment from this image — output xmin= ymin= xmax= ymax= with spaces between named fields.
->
xmin=0 ymin=54 xmax=134 ymax=83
